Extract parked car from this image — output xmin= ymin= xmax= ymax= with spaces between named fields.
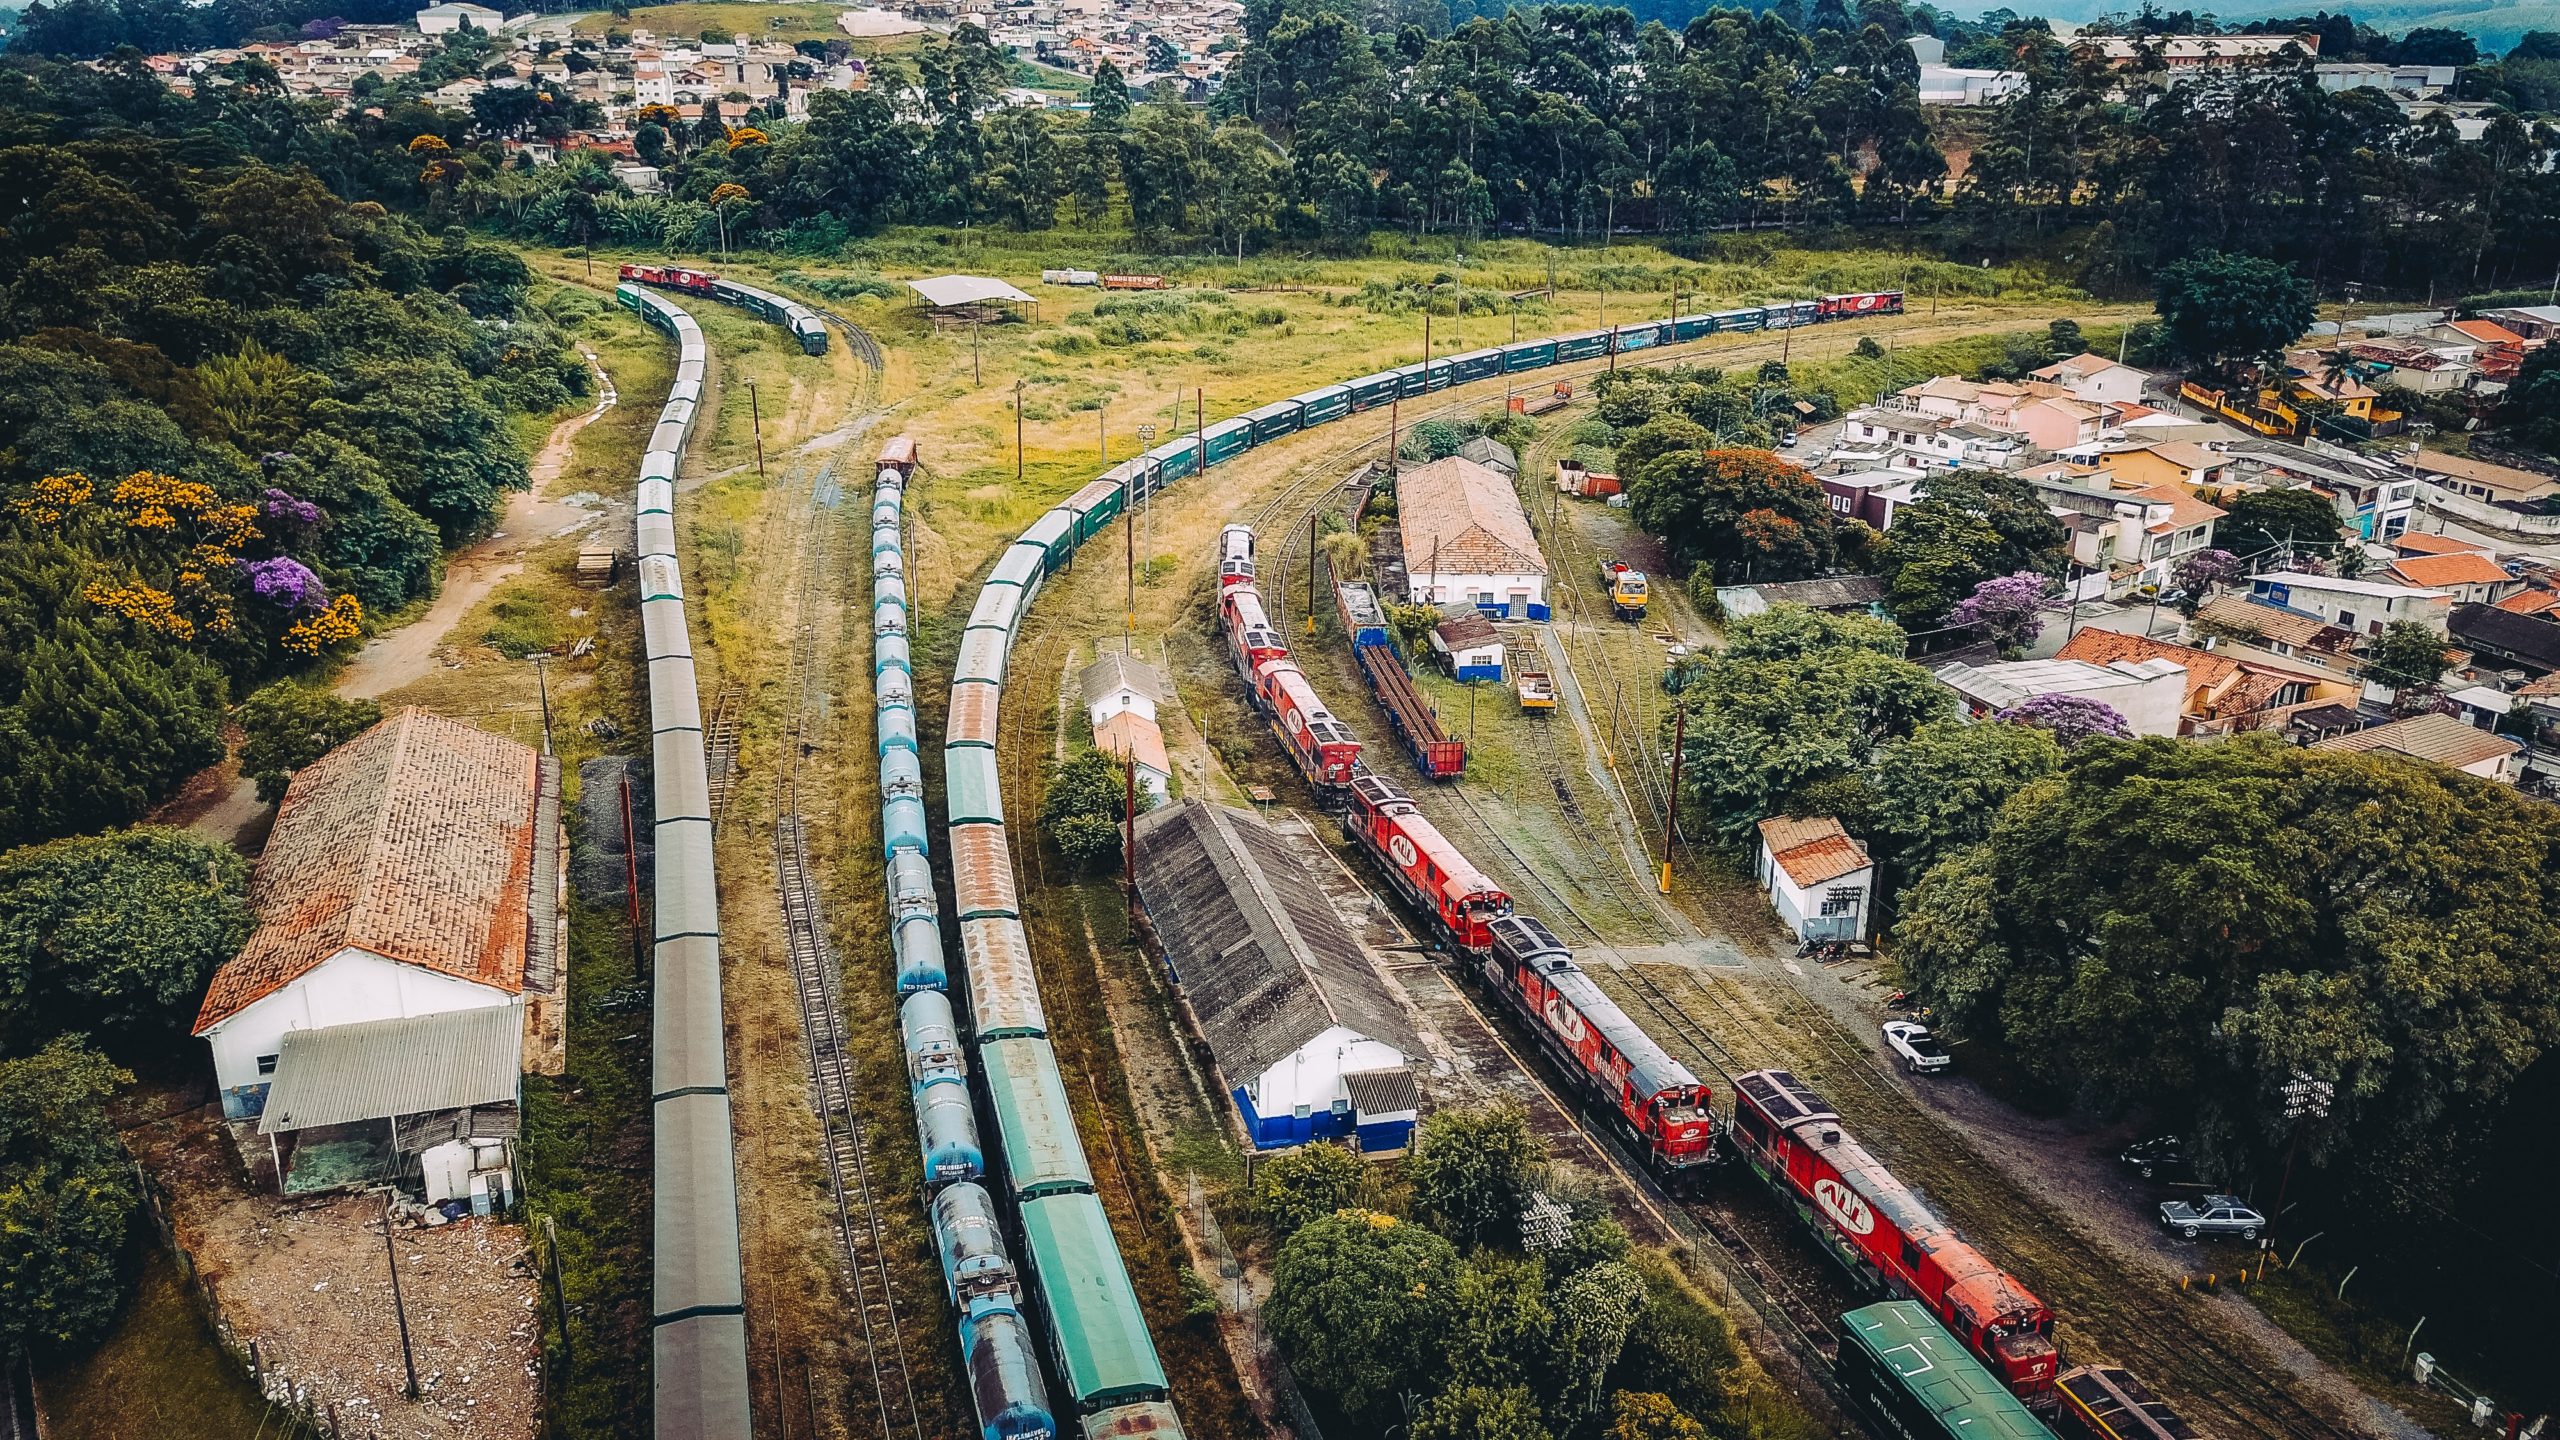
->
xmin=1881 ymin=1020 xmax=1952 ymax=1075
xmin=2118 ymin=1134 xmax=2200 ymax=1184
xmin=2159 ymin=1195 xmax=2264 ymax=1241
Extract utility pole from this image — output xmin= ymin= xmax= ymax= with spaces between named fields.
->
xmin=972 ymin=313 xmax=982 ymax=387
xmin=1659 ymin=702 xmax=1687 ymax=893
xmin=1423 ymin=305 xmax=1433 ymax=389
xmin=1123 ymin=470 xmax=1134 ymax=655
xmin=1098 ymin=401 xmax=1106 ymax=465
xmin=531 ymin=652 xmax=552 ymax=752
xmin=381 ymin=1193 xmax=421 ymax=1401
xmin=747 ymin=381 xmax=765 ymax=479
xmin=1195 ymin=389 xmax=1205 ymax=481
xmin=1609 ymin=323 xmax=1619 ymax=372
xmin=1307 ymin=509 xmax=1319 ymax=636
xmin=1123 ymin=758 xmax=1137 ymax=894
xmin=1014 ymin=379 xmax=1024 ymax=482
xmin=1388 ymin=392 xmax=1402 ymax=480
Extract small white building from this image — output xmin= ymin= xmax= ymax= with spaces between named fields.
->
xmin=2247 ymin=571 xmax=2453 ymax=638
xmin=1094 ymin=710 xmax=1172 ymax=803
xmin=1754 ymin=816 xmax=1876 ymax=944
xmin=1080 ymin=647 xmax=1164 ymax=728
xmin=2032 ymin=352 xmax=2152 ymax=405
xmin=194 ymin=707 xmax=564 ymax=1122
xmin=1838 ymin=408 xmax=2025 ymax=471
xmin=1919 ymin=65 xmax=2025 ymax=105
xmin=416 ymin=2 xmax=503 ymax=34
xmin=1431 ymin=612 xmax=1504 ymax=681
xmin=1933 ymin=655 xmax=2191 ymax=737
xmin=1398 ymin=455 xmax=1550 ymax=619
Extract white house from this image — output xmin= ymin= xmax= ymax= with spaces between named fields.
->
xmin=1932 ymin=655 xmax=2191 ymax=737
xmin=1133 ymin=801 xmax=1425 ymax=1152
xmin=195 ymin=707 xmax=564 ymax=1121
xmin=2247 ymin=571 xmax=2452 ymax=637
xmin=1094 ymin=710 xmax=1172 ymax=803
xmin=2032 ymin=351 xmax=2152 ymax=405
xmin=1080 ymin=647 xmax=1164 ymax=728
xmin=1398 ymin=455 xmax=1550 ymax=619
xmin=1838 ymin=408 xmax=2025 ymax=471
xmin=415 ymin=2 xmax=502 ymax=34
xmin=1755 ymin=816 xmax=1876 ymax=944
xmin=1431 ymin=612 xmax=1504 ymax=681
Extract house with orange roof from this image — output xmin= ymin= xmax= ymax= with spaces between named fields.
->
xmin=194 ymin=707 xmax=565 ymax=1123
xmin=2032 ymin=351 xmax=2150 ymax=404
xmin=2057 ymin=629 xmax=2355 ymax=736
xmin=1398 ymin=455 xmax=1550 ymax=618
xmin=1754 ymin=816 xmax=1874 ymax=944
xmin=2424 ymin=317 xmax=2526 ymax=379
xmin=2384 ymin=549 xmax=2524 ymax=605
xmin=2390 ymin=530 xmax=2491 ymax=557
xmin=1094 ymin=709 xmax=1173 ymax=802
xmin=2493 ymin=586 xmax=2560 ymax=618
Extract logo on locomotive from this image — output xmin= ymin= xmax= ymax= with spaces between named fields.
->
xmin=1285 ymin=709 xmax=1306 ymax=735
xmin=1813 ymin=1177 xmax=1875 ymax=1236
xmin=1388 ymin=834 xmax=1418 ymax=868
xmin=1542 ymin=993 xmax=1587 ymax=1044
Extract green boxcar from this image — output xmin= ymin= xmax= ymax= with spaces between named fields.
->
xmin=1447 ymin=348 xmax=1504 ymax=384
xmin=1349 ymin=371 xmax=1402 ymax=410
xmin=982 ymin=1038 xmax=1095 ymax=1200
xmin=1501 ymin=339 xmax=1559 ymax=372
xmin=944 ymin=742 xmax=1006 ymax=826
xmin=1714 ymin=308 xmax=1766 ymax=333
xmin=1020 ymin=1190 xmax=1169 ymax=1410
xmin=1243 ymin=399 xmax=1304 ymax=444
xmin=1671 ymin=314 xmax=1717 ymax=342
xmin=1386 ymin=362 xmax=1434 ymax=398
xmin=1838 ymin=1304 xmax=2056 ymax=1440
xmin=615 ymin=283 xmax=645 ymax=314
xmin=1201 ymin=417 xmax=1255 ymax=467
xmin=1020 ymin=507 xmax=1076 ymax=571
xmin=1556 ymin=330 xmax=1612 ymax=361
xmin=1298 ymin=384 xmax=1353 ymax=427
xmin=1144 ymin=438 xmax=1199 ymax=486
xmin=1067 ymin=479 xmax=1125 ymax=544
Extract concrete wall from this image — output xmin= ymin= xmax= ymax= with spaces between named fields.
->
xmin=205 ymin=948 xmax=516 ymax=1118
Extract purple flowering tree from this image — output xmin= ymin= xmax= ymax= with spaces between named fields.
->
xmin=244 ymin=556 xmax=325 ymax=612
xmin=261 ymin=488 xmax=321 ymax=529
xmin=1995 ymin=692 xmax=2133 ymax=748
xmin=1949 ymin=571 xmax=2052 ymax=655
xmin=2171 ymin=548 xmax=2245 ymax=616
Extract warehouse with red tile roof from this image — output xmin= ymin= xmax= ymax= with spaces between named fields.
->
xmin=195 ymin=706 xmax=565 ymax=1120
xmin=1397 ymin=455 xmax=1550 ymax=618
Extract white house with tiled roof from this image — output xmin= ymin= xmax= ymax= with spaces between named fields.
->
xmin=1754 ymin=816 xmax=1874 ymax=944
xmin=195 ymin=707 xmax=564 ymax=1120
xmin=1397 ymin=455 xmax=1549 ymax=619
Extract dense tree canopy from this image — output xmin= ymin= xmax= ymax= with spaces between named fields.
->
xmin=1266 ymin=1209 xmax=1462 ymax=1416
xmin=0 ymin=1038 xmax=141 ymax=1355
xmin=2211 ymin=485 xmax=2348 ymax=564
xmin=1893 ymin=737 xmax=2560 ymax=1214
xmin=1625 ymin=440 xmax=1836 ymax=584
xmin=0 ymin=827 xmax=251 ymax=1047
xmin=2153 ymin=251 xmax=2319 ymax=371
xmin=234 ymin=680 xmax=381 ymax=803
xmin=1873 ymin=471 xmax=2066 ymax=630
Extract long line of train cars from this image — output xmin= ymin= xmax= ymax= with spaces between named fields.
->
xmin=621 ymin=263 xmax=831 ymax=355
xmin=616 ymin=280 xmax=752 ymax=1440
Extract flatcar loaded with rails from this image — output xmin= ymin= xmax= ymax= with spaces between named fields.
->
xmin=919 ymin=292 xmax=1909 ymax=1434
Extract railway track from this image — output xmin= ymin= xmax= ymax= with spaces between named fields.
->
xmin=804 ymin=303 xmax=886 ymax=381
xmin=773 ymin=459 xmax=926 ymax=1440
xmin=705 ymin=685 xmax=744 ymax=828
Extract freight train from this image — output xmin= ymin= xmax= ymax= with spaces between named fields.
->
xmin=1839 ymin=1302 xmax=2057 ymax=1440
xmin=1729 ymin=1069 xmax=2060 ymax=1398
xmin=620 ymin=263 xmax=830 ymax=354
xmin=919 ymin=291 xmax=1904 ymax=1434
xmin=615 ymin=280 xmax=751 ymax=1440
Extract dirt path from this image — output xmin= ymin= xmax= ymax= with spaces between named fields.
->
xmin=158 ymin=355 xmax=616 ymax=854
xmin=338 ymin=354 xmax=618 ymax=701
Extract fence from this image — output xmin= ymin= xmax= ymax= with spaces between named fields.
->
xmin=2414 ymin=480 xmax=2560 ymax=537
xmin=130 ymin=1164 xmax=338 ymax=1439
xmin=1188 ymin=1173 xmax=1327 ymax=1440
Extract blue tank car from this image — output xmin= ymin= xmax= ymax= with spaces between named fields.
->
xmin=900 ymin=989 xmax=964 ymax=1084
xmin=931 ymin=1182 xmax=1018 ymax=1306
xmin=881 ymin=748 xmax=929 ymax=858
xmin=960 ymin=1305 xmax=1057 ymax=1440
xmin=914 ymin=1073 xmax=984 ymax=1185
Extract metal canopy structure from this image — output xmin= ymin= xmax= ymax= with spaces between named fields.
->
xmin=908 ymin=274 xmax=1038 ymax=323
xmin=259 ymin=1007 xmax=523 ymax=1135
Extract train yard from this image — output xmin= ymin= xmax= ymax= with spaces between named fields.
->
xmin=581 ymin=261 xmax=2414 ymax=1440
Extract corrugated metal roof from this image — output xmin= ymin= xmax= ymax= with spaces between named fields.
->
xmin=909 ymin=274 xmax=1035 ymax=307
xmin=259 ymin=1006 xmax=523 ymax=1134
xmin=1841 ymin=1303 xmax=2051 ymax=1437
xmin=1020 ymin=1192 xmax=1168 ymax=1406
xmin=1133 ymin=800 xmax=1424 ymax=1081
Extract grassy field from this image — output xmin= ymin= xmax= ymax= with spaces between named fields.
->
xmin=34 ymin=1246 xmax=285 ymax=1440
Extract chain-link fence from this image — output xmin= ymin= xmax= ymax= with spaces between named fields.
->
xmin=1189 ymin=1173 xmax=1326 ymax=1440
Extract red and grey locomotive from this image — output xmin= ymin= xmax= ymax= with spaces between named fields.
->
xmin=1218 ymin=522 xmax=1257 ymax=592
xmin=1347 ymin=777 xmax=1510 ymax=951
xmin=1729 ymin=1069 xmax=2059 ymax=1398
xmin=1814 ymin=291 xmax=1906 ymax=319
xmin=1217 ymin=526 xmax=1361 ymax=791
xmin=1487 ymin=916 xmax=1717 ymax=1177
xmin=619 ymin=263 xmax=719 ymax=295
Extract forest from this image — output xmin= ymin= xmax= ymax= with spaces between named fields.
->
xmin=0 ymin=63 xmax=587 ymax=850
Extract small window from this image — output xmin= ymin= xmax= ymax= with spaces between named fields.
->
xmin=256 ymin=1054 xmax=279 ymax=1076
xmin=1293 ymin=1103 xmax=1312 ymax=1119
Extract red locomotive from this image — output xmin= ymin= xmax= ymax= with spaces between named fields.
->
xmin=1222 ymin=584 xmax=1290 ymax=676
xmin=620 ymin=263 xmax=718 ymax=294
xmin=1256 ymin=659 xmax=1361 ymax=788
xmin=1218 ymin=523 xmax=1256 ymax=591
xmin=1346 ymin=777 xmax=1509 ymax=950
xmin=1815 ymin=291 xmax=1905 ymax=319
xmin=1487 ymin=915 xmax=1716 ymax=1177
xmin=1729 ymin=1069 xmax=2059 ymax=1398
